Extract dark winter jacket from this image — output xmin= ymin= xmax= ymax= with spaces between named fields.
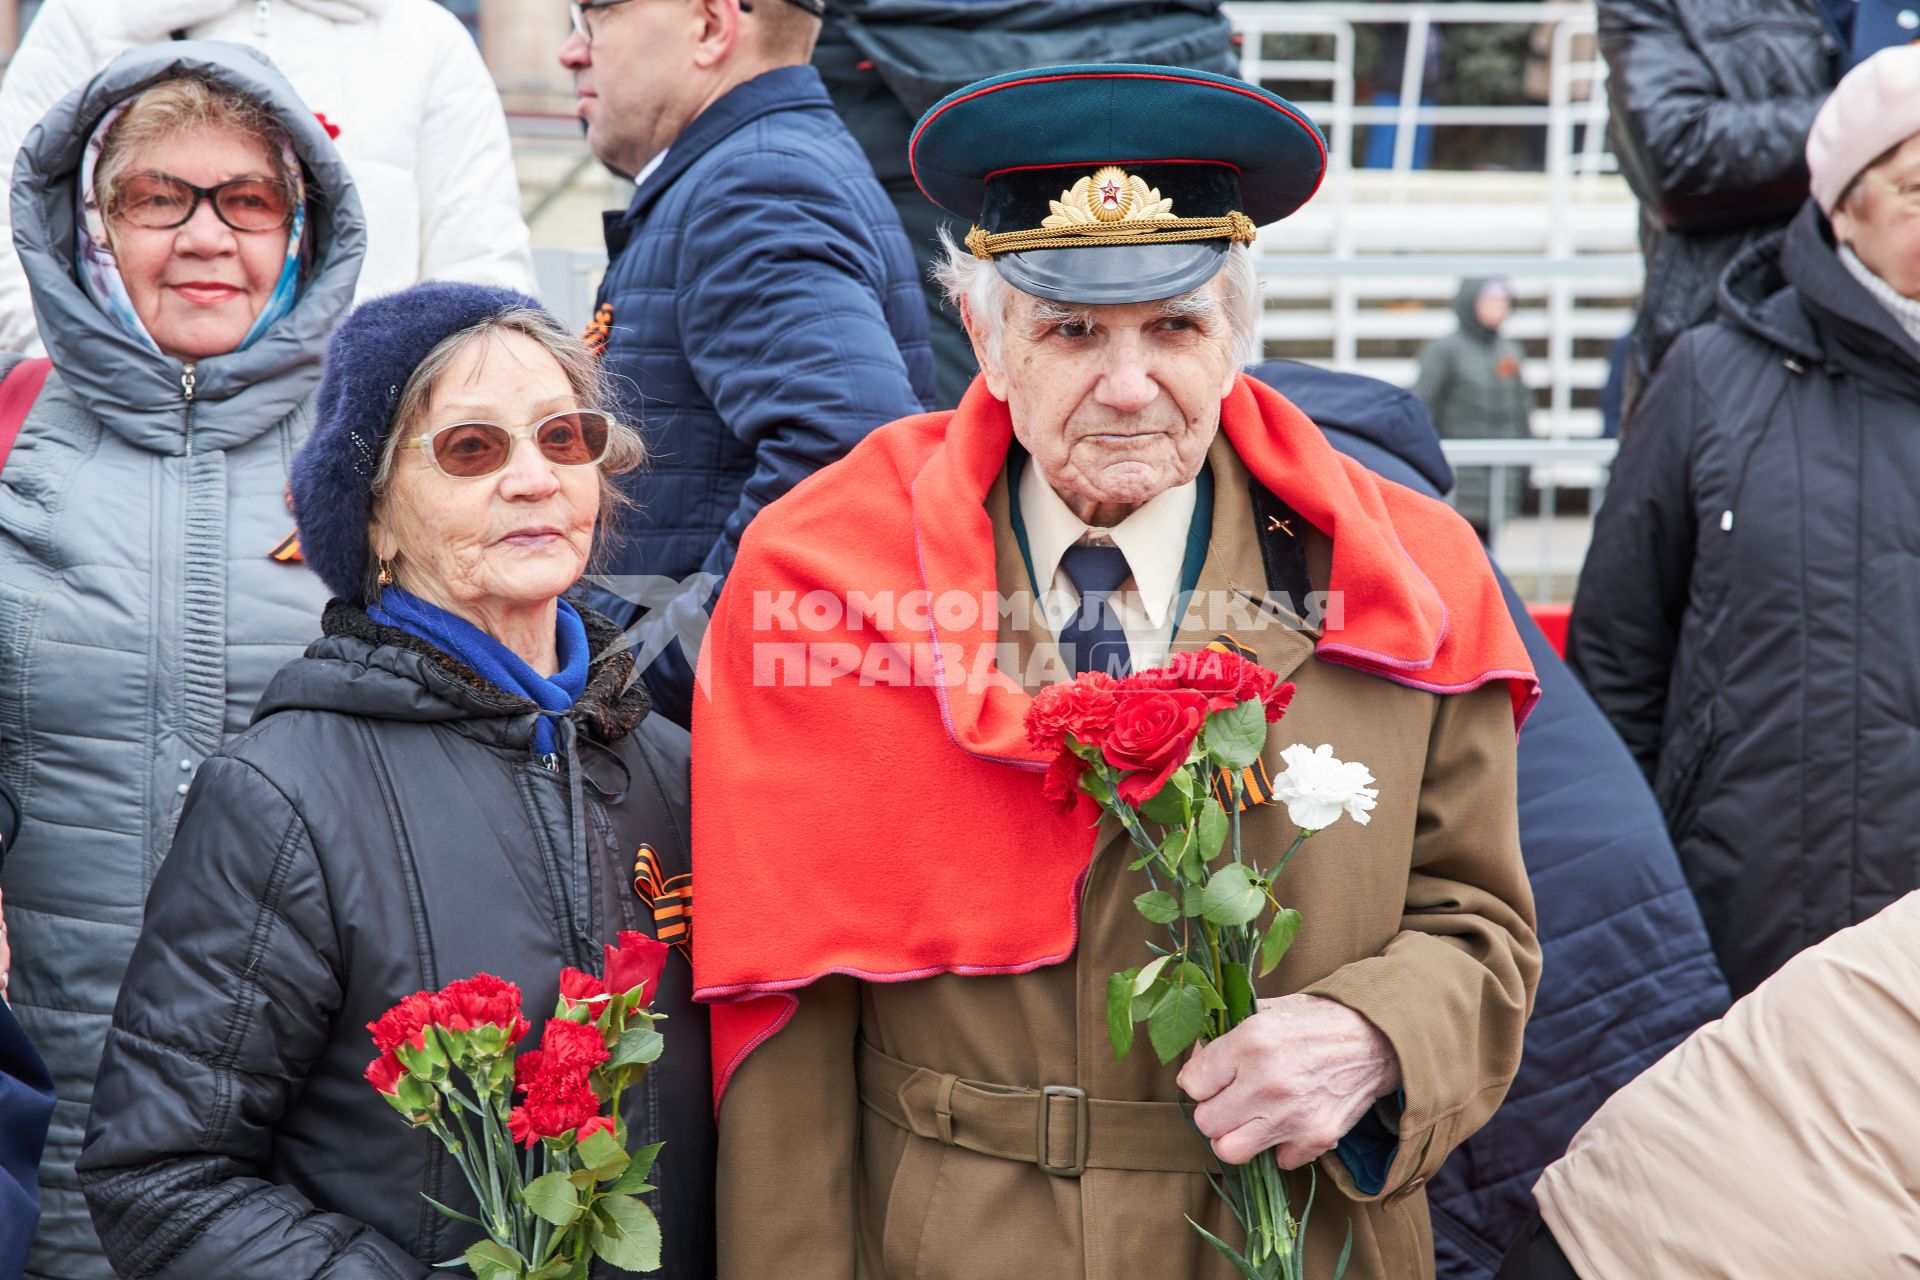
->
xmin=1 ymin=999 xmax=54 ymax=1280
xmin=1597 ymin=0 xmax=1836 ymax=391
xmin=814 ymin=0 xmax=1235 ymax=409
xmin=1568 ymin=200 xmax=1920 ymax=998
xmin=1412 ymin=280 xmax=1533 ymax=530
xmin=1253 ymin=360 xmax=1729 ymax=1280
xmin=587 ymin=65 xmax=933 ymax=730
xmin=76 ymin=604 xmax=714 ymax=1279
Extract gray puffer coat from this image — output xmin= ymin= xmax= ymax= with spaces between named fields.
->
xmin=0 ymin=41 xmax=364 ymax=1279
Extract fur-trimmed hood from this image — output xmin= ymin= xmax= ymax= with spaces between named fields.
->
xmin=255 ymin=598 xmax=651 ymax=748
xmin=10 ymin=40 xmax=365 ymax=454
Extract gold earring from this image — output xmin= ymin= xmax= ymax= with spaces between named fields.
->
xmin=377 ymin=559 xmax=394 ymax=587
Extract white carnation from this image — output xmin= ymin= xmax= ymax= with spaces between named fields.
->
xmin=1271 ymin=743 xmax=1379 ymax=832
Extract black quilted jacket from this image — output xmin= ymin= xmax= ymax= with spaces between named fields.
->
xmin=1571 ymin=203 xmax=1920 ymax=998
xmin=75 ymin=604 xmax=714 ymax=1279
xmin=1598 ymin=0 xmax=1837 ymax=387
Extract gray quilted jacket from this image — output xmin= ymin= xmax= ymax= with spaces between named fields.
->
xmin=0 ymin=41 xmax=364 ymax=1279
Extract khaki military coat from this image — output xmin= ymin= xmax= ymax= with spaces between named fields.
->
xmin=716 ymin=434 xmax=1539 ymax=1280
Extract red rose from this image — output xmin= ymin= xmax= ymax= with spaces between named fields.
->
xmin=364 ymin=1050 xmax=405 ymax=1097
xmin=604 ymin=931 xmax=669 ymax=1008
xmin=540 ymin=1017 xmax=610 ymax=1076
xmin=1163 ymin=649 xmax=1277 ymax=712
xmin=1101 ymin=687 xmax=1208 ymax=805
xmin=367 ymin=991 xmax=438 ymax=1055
xmin=557 ymin=967 xmax=612 ymax=1018
xmin=1041 ymin=749 xmax=1085 ymax=812
xmin=1263 ymin=679 xmax=1296 ymax=724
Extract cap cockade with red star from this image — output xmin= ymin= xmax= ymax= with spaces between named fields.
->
xmin=908 ymin=64 xmax=1328 ymax=303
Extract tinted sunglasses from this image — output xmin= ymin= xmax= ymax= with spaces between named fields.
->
xmin=110 ymin=172 xmax=294 ymax=233
xmin=413 ymin=409 xmax=614 ymax=479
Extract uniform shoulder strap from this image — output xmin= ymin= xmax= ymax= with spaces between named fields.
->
xmin=0 ymin=357 xmax=54 ymax=479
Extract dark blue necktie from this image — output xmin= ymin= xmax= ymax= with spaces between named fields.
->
xmin=1058 ymin=543 xmax=1133 ymax=677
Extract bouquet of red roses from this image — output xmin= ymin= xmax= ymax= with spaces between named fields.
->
xmin=1026 ymin=645 xmax=1377 ymax=1280
xmin=364 ymin=932 xmax=672 ymax=1279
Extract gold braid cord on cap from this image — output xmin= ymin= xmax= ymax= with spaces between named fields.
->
xmin=964 ymin=166 xmax=1259 ymax=261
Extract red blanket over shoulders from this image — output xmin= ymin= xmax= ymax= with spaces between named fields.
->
xmin=691 ymin=375 xmax=1537 ymax=1106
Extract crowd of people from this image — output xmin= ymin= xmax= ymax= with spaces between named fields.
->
xmin=0 ymin=0 xmax=1914 ymax=1278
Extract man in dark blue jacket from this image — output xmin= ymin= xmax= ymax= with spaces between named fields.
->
xmin=560 ymin=0 xmax=935 ymax=727
xmin=1250 ymin=361 xmax=1730 ymax=1280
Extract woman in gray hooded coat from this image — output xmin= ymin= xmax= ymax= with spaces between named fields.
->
xmin=1414 ymin=277 xmax=1534 ymax=540
xmin=0 ymin=41 xmax=364 ymax=1279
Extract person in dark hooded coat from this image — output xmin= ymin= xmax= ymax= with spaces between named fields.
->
xmin=1569 ymin=48 xmax=1920 ymax=999
xmin=1251 ymin=359 xmax=1729 ymax=1280
xmin=1413 ymin=279 xmax=1533 ymax=540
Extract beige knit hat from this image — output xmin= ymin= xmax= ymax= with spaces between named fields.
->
xmin=1808 ymin=45 xmax=1920 ymax=215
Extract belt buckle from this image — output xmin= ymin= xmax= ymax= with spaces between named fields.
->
xmin=1036 ymin=1084 xmax=1089 ymax=1177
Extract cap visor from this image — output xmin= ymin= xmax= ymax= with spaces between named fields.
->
xmin=993 ymin=241 xmax=1228 ymax=305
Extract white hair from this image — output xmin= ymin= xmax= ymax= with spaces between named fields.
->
xmin=931 ymin=228 xmax=1262 ymax=369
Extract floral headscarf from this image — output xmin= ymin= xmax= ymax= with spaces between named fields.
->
xmin=76 ymin=97 xmax=307 ymax=355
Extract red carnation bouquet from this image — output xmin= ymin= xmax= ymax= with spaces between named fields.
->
xmin=364 ymin=932 xmax=672 ymax=1278
xmin=1027 ymin=646 xmax=1376 ymax=1280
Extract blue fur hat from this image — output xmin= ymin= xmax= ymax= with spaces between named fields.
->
xmin=292 ymin=281 xmax=549 ymax=603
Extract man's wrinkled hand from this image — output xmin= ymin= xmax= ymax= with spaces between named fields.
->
xmin=0 ymin=883 xmax=10 ymax=1000
xmin=1175 ymin=994 xmax=1400 ymax=1168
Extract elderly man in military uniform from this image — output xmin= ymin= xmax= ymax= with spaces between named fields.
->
xmin=691 ymin=65 xmax=1541 ymax=1280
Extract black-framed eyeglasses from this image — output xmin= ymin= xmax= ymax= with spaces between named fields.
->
xmin=108 ymin=172 xmax=293 ymax=233
xmin=568 ymin=0 xmax=636 ymax=42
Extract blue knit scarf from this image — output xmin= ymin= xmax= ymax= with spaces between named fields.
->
xmin=369 ymin=588 xmax=590 ymax=754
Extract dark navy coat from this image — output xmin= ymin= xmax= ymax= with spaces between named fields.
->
xmin=589 ymin=65 xmax=935 ymax=727
xmin=1249 ymin=361 xmax=1730 ymax=1280
xmin=1 ymin=998 xmax=54 ymax=1278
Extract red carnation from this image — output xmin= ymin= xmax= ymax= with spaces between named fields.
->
xmin=1164 ymin=649 xmax=1277 ymax=712
xmin=514 ymin=1049 xmax=547 ymax=1095
xmin=1041 ymin=749 xmax=1086 ymax=812
xmin=540 ymin=1017 xmax=610 ymax=1076
xmin=1027 ymin=670 xmax=1123 ymax=756
xmin=604 ymin=932 xmax=668 ymax=1009
xmin=1101 ymin=687 xmax=1209 ymax=805
xmin=507 ymin=1081 xmax=602 ymax=1147
xmin=1024 ymin=680 xmax=1078 ymax=754
xmin=1263 ymin=679 xmax=1296 ymax=724
xmin=368 ymin=991 xmax=438 ymax=1055
xmin=364 ymin=1050 xmax=405 ymax=1097
xmin=431 ymin=973 xmax=529 ymax=1042
xmin=575 ymin=1114 xmax=617 ymax=1143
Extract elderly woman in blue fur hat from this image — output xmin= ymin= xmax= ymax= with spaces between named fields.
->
xmin=76 ymin=283 xmax=716 ymax=1280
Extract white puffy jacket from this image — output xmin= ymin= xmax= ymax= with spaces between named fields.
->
xmin=0 ymin=0 xmax=536 ymax=354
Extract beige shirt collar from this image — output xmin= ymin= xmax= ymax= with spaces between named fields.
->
xmin=1017 ymin=459 xmax=1199 ymax=631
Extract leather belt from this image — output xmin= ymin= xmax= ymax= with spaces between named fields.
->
xmin=856 ymin=1038 xmax=1218 ymax=1178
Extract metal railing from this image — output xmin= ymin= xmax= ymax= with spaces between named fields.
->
xmin=1440 ymin=438 xmax=1617 ymax=601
